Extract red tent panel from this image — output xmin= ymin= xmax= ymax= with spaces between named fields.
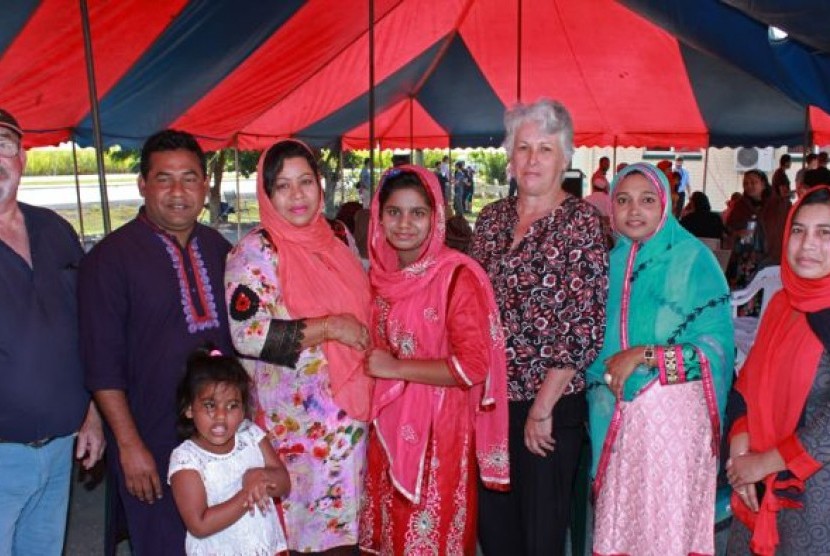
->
xmin=342 ymin=98 xmax=449 ymax=150
xmin=460 ymin=0 xmax=708 ymax=147
xmin=173 ymin=0 xmax=400 ymax=150
xmin=811 ymin=107 xmax=830 ymax=146
xmin=236 ymin=0 xmax=466 ymax=150
xmin=0 ymin=0 xmax=188 ymax=148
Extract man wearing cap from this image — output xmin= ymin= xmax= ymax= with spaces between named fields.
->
xmin=0 ymin=108 xmax=105 ymax=555
xmin=79 ymin=129 xmax=232 ymax=555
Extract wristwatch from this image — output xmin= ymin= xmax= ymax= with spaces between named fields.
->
xmin=643 ymin=345 xmax=656 ymax=367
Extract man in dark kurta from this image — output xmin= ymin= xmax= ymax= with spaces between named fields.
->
xmin=79 ymin=130 xmax=232 ymax=555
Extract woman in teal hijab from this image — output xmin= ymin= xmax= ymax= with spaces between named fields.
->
xmin=586 ymin=163 xmax=734 ymax=555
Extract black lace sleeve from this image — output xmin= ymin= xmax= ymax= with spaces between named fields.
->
xmin=260 ymin=319 xmax=307 ymax=368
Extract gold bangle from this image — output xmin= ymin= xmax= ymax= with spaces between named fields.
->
xmin=322 ymin=317 xmax=329 ymax=341
xmin=528 ymin=413 xmax=552 ymax=422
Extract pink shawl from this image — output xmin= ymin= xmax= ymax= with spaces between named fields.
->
xmin=256 ymin=142 xmax=373 ymax=421
xmin=368 ymin=164 xmax=510 ymax=502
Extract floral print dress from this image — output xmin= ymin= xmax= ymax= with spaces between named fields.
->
xmin=225 ymin=229 xmax=367 ymax=552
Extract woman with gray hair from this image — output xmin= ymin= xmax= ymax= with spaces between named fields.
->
xmin=471 ymin=98 xmax=609 ymax=555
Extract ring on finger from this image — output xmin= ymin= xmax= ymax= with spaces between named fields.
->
xmin=604 ymin=373 xmax=613 ymax=385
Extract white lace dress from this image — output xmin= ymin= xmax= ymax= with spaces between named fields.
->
xmin=168 ymin=420 xmax=287 ymax=556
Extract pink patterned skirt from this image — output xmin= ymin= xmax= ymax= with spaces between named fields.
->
xmin=593 ymin=381 xmax=716 ymax=556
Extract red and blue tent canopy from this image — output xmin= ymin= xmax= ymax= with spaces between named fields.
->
xmin=2 ymin=0 xmax=829 ymax=151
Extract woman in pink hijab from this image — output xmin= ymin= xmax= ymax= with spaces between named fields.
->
xmin=225 ymin=140 xmax=372 ymax=554
xmin=358 ymin=165 xmax=509 ymax=555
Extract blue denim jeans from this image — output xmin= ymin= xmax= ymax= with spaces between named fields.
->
xmin=0 ymin=434 xmax=74 ymax=556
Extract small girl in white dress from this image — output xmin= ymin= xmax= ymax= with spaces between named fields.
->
xmin=169 ymin=349 xmax=290 ymax=556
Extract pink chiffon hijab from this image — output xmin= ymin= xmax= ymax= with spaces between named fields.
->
xmin=256 ymin=141 xmax=373 ymax=421
xmin=368 ymin=164 xmax=510 ymax=502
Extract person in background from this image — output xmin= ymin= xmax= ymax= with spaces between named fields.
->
xmin=0 ymin=107 xmax=105 ymax=556
xmin=796 ymin=153 xmax=819 ymax=196
xmin=453 ymin=160 xmax=468 ymax=216
xmin=80 ymin=129 xmax=233 ymax=555
xmin=726 ymin=186 xmax=830 ymax=555
xmin=804 ymin=151 xmax=830 ymax=188
xmin=726 ymin=170 xmax=787 ymax=291
xmin=472 ymin=98 xmax=608 ymax=555
xmin=674 ymin=157 xmax=690 ymax=216
xmin=587 ymin=163 xmax=733 ymax=555
xmin=584 ymin=169 xmax=611 ymax=218
xmin=358 ymin=158 xmax=371 ymax=208
xmin=225 ymin=139 xmax=371 ymax=555
xmin=591 ymin=156 xmax=611 ymax=192
xmin=359 ymin=166 xmax=509 ymax=554
xmin=434 ymin=160 xmax=449 ymax=203
xmin=445 ymin=202 xmax=474 ymax=253
xmin=772 ymin=154 xmax=791 ymax=199
xmin=680 ymin=191 xmax=727 ymax=242
xmin=723 ymin=192 xmax=743 ymax=224
xmin=464 ymin=164 xmax=476 ymax=213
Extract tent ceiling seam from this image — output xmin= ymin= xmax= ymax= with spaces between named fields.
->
xmin=227 ymin=0 xmax=408 ymax=144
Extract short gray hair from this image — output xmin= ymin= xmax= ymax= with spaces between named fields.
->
xmin=503 ymin=98 xmax=575 ymax=160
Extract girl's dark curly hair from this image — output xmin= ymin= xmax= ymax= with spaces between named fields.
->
xmin=175 ymin=347 xmax=252 ymax=439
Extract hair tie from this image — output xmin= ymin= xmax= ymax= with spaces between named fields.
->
xmin=209 ymin=349 xmax=222 ymax=357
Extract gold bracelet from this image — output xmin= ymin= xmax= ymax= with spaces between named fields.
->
xmin=528 ymin=413 xmax=552 ymax=422
xmin=322 ymin=317 xmax=329 ymax=341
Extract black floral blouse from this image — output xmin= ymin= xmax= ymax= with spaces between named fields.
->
xmin=471 ymin=196 xmax=609 ymax=401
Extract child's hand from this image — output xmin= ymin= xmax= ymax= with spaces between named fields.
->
xmin=241 ymin=468 xmax=276 ymax=515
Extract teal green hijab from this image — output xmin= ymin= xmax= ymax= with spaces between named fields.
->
xmin=586 ymin=163 xmax=734 ymax=481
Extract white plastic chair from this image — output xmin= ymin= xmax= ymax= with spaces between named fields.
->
xmin=731 ymin=265 xmax=782 ymax=370
xmin=730 ymin=265 xmax=782 ymax=318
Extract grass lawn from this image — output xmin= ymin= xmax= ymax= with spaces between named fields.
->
xmin=52 ymin=190 xmax=503 ymax=240
xmin=55 ymin=200 xmax=263 ymax=240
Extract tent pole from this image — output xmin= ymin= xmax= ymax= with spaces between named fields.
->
xmin=702 ymin=147 xmax=710 ymax=194
xmin=339 ymin=148 xmax=345 ymax=204
xmin=368 ymin=0 xmax=376 ymax=197
xmin=409 ymin=96 xmax=415 ymax=155
xmin=234 ymin=136 xmax=241 ymax=243
xmin=70 ymin=141 xmax=86 ymax=243
xmin=516 ymin=0 xmax=523 ymax=102
xmin=803 ymin=105 xmax=813 ymax=168
xmin=79 ymin=0 xmax=111 ymax=235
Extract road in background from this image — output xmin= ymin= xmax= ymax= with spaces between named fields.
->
xmin=17 ymin=176 xmax=258 ymax=209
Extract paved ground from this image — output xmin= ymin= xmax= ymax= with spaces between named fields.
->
xmin=63 ymin=463 xmax=728 ymax=555
xmin=64 ymin=463 xmax=131 ymax=555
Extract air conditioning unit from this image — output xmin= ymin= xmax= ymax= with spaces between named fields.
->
xmin=735 ymin=147 xmax=775 ymax=172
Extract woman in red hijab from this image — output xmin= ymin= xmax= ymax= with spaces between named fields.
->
xmin=726 ymin=186 xmax=830 ymax=555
